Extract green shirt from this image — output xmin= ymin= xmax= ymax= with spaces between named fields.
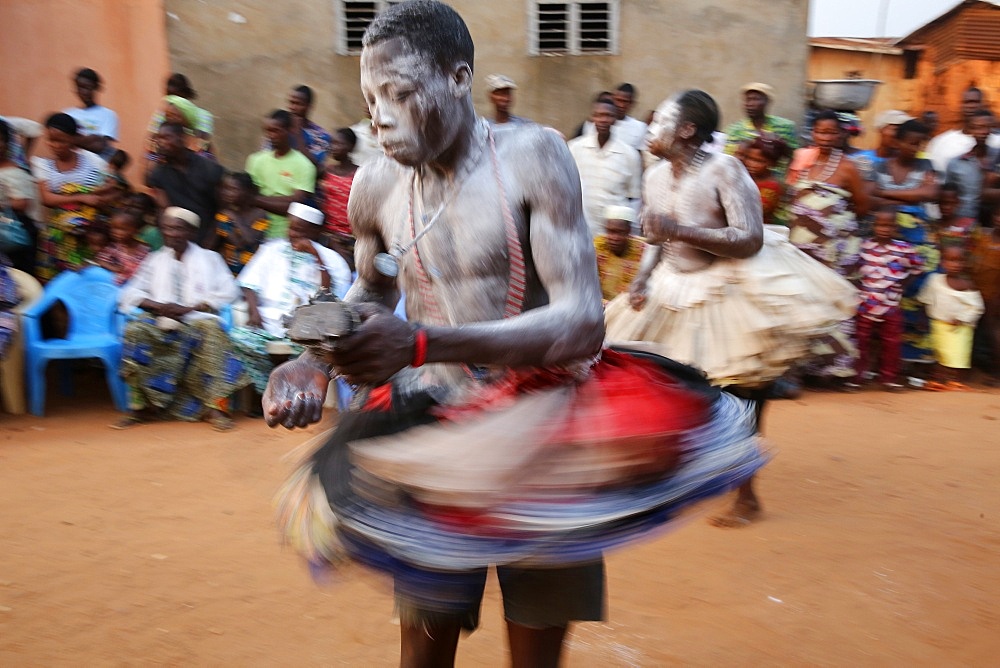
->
xmin=245 ymin=149 xmax=316 ymax=239
xmin=723 ymin=114 xmax=798 ymax=178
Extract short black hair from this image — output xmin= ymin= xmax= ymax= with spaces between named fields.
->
xmin=813 ymin=109 xmax=841 ymax=124
xmin=895 ymin=119 xmax=929 ymax=140
xmin=158 ymin=121 xmax=186 ymax=136
xmin=0 ymin=119 xmax=10 ymax=146
xmin=940 ymin=181 xmax=961 ymax=196
xmin=364 ymin=0 xmax=475 ymax=74
xmin=109 ymin=149 xmax=130 ymax=170
xmin=167 ymin=73 xmax=196 ymax=99
xmin=616 ymin=83 xmax=636 ymax=97
xmin=335 ymin=127 xmax=358 ymax=150
xmin=45 ymin=112 xmax=79 ymax=136
xmin=594 ymin=90 xmax=614 ymax=104
xmin=75 ymin=67 xmax=101 ymax=87
xmin=269 ymin=109 xmax=294 ymax=129
xmin=873 ymin=203 xmax=900 ymax=217
xmin=677 ymin=90 xmax=719 ymax=145
xmin=225 ymin=171 xmax=259 ymax=194
xmin=293 ymin=85 xmax=314 ymax=105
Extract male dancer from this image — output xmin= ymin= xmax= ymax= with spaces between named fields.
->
xmin=264 ymin=3 xmax=763 ymax=666
xmin=266 ymin=3 xmax=605 ymax=665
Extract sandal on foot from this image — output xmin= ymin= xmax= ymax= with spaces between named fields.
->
xmin=924 ymin=381 xmax=949 ymax=392
xmin=946 ymin=381 xmax=971 ymax=392
xmin=883 ymin=382 xmax=905 ymax=393
xmin=209 ymin=415 xmax=235 ymax=431
xmin=110 ymin=415 xmax=144 ymax=430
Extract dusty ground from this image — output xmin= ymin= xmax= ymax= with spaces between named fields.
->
xmin=1 ymin=375 xmax=998 ymax=666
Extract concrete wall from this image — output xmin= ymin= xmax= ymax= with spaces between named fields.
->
xmin=0 ymin=0 xmax=170 ymax=182
xmin=164 ymin=0 xmax=809 ymax=169
xmin=807 ymin=47 xmax=914 ymax=149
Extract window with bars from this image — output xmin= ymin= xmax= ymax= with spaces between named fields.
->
xmin=529 ymin=1 xmax=619 ymax=55
xmin=335 ymin=0 xmax=399 ymax=55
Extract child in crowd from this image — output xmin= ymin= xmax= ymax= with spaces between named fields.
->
xmin=935 ymin=182 xmax=976 ymax=242
xmin=737 ymin=134 xmax=790 ymax=226
xmin=214 ymin=172 xmax=268 ymax=275
xmin=125 ymin=192 xmax=162 ymax=250
xmin=95 ymin=209 xmax=149 ymax=284
xmin=74 ymin=219 xmax=109 ymax=268
xmin=108 ymin=149 xmax=131 ymax=189
xmin=919 ymin=245 xmax=985 ymax=390
xmin=970 ymin=210 xmax=1000 ymax=384
xmin=594 ymin=205 xmax=645 ymax=303
xmin=848 ymin=207 xmax=923 ymax=391
xmin=320 ymin=127 xmax=359 ymax=271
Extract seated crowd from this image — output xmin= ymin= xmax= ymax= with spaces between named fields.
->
xmin=1 ymin=67 xmax=999 ymax=429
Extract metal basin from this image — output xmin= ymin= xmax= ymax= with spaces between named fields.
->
xmin=810 ymin=79 xmax=881 ymax=111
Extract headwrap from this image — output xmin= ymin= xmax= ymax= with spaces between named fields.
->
xmin=835 ymin=111 xmax=862 ymax=137
xmin=604 ymin=205 xmax=638 ymax=224
xmin=163 ymin=95 xmax=201 ymax=130
xmin=164 ymin=206 xmax=201 ymax=228
xmin=288 ymin=202 xmax=324 ymax=225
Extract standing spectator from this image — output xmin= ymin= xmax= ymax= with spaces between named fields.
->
xmin=971 ymin=209 xmax=1000 ymax=383
xmin=62 ymin=68 xmax=118 ymax=160
xmin=319 ymin=128 xmax=360 ymax=270
xmin=609 ymin=83 xmax=648 ymax=150
xmin=568 ymin=98 xmax=642 ymax=237
xmin=117 ymin=207 xmax=248 ymax=431
xmin=919 ymin=246 xmax=985 ymax=390
xmin=0 ymin=119 xmax=40 ymax=274
xmin=723 ymin=82 xmax=797 ymax=178
xmin=936 ymin=182 xmax=977 ymax=239
xmin=852 ymin=110 xmax=915 ymax=180
xmin=737 ymin=134 xmax=790 ymax=226
xmin=213 ymin=172 xmax=269 ymax=276
xmin=94 ymin=209 xmax=148 ymax=285
xmin=593 ymin=206 xmax=644 ymax=302
xmin=144 ymin=95 xmax=214 ymax=178
xmin=145 ymin=73 xmax=214 ymax=173
xmin=231 ymin=203 xmax=350 ymax=398
xmin=0 ymin=116 xmax=43 ymax=169
xmin=945 ymin=110 xmax=1000 ymax=226
xmin=246 ymin=110 xmax=316 ymax=240
xmin=31 ymin=113 xmax=111 ymax=281
xmin=927 ymin=86 xmax=1000 ymax=173
xmin=272 ymin=85 xmax=331 ymax=172
xmin=125 ymin=192 xmax=162 ymax=250
xmin=147 ymin=122 xmax=225 ymax=247
xmin=848 ymin=208 xmax=923 ymax=392
xmin=921 ymin=110 xmax=940 ymax=138
xmin=485 ymin=74 xmax=530 ymax=127
xmin=786 ymin=110 xmax=868 ymax=383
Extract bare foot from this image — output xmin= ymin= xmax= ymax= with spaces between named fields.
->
xmin=709 ymin=497 xmax=761 ymax=527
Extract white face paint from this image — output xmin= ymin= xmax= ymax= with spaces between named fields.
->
xmin=645 ymin=98 xmax=682 ymax=158
xmin=360 ymin=37 xmax=459 ymax=167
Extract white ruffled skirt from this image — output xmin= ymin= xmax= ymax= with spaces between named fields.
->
xmin=604 ymin=227 xmax=858 ymax=386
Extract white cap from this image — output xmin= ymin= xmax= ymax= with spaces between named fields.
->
xmin=164 ymin=206 xmax=200 ymax=228
xmin=288 ymin=202 xmax=324 ymax=225
xmin=485 ymin=74 xmax=517 ymax=92
xmin=604 ymin=205 xmax=637 ymax=224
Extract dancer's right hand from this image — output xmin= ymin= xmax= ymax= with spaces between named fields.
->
xmin=629 ymin=280 xmax=648 ymax=310
xmin=263 ymin=357 xmax=330 ymax=429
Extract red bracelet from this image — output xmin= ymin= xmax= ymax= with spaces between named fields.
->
xmin=412 ymin=328 xmax=428 ymax=368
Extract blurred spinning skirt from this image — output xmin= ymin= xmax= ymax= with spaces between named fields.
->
xmin=604 ymin=227 xmax=859 ymax=386
xmin=276 ymin=349 xmax=767 ymax=609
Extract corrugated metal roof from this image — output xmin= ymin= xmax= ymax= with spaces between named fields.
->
xmin=809 ymin=37 xmax=902 ymax=55
xmin=899 ymin=0 xmax=999 ymax=45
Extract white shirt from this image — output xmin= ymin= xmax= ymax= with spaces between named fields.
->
xmin=63 ymin=105 xmax=119 ymax=141
xmin=926 ymin=128 xmax=1000 ymax=173
xmin=237 ymin=239 xmax=352 ymax=336
xmin=581 ymin=116 xmax=649 ymax=150
xmin=568 ymin=133 xmax=642 ymax=237
xmin=119 ymin=242 xmax=238 ymax=318
xmin=917 ymin=273 xmax=985 ymax=325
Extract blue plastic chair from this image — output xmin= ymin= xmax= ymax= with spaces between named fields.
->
xmin=22 ymin=267 xmax=128 ymax=416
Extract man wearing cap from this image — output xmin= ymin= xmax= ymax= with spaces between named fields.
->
xmin=117 ymin=207 xmax=249 ymax=430
xmin=926 ymin=86 xmax=1000 ymax=174
xmin=569 ymin=97 xmax=642 ymax=237
xmin=231 ymin=203 xmax=352 ymax=399
xmin=723 ymin=83 xmax=798 ymax=176
xmin=485 ymin=74 xmax=531 ymax=127
xmin=594 ymin=205 xmax=645 ymax=302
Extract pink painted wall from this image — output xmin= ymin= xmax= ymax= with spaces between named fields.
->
xmin=0 ymin=0 xmax=170 ymax=182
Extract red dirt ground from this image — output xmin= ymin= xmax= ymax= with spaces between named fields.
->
xmin=1 ymin=378 xmax=998 ymax=665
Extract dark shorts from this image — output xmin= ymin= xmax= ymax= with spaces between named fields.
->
xmin=394 ymin=560 xmax=606 ymax=632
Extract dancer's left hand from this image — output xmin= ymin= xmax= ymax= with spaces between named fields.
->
xmin=642 ymin=210 xmax=680 ymax=244
xmin=329 ymin=303 xmax=416 ymax=386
